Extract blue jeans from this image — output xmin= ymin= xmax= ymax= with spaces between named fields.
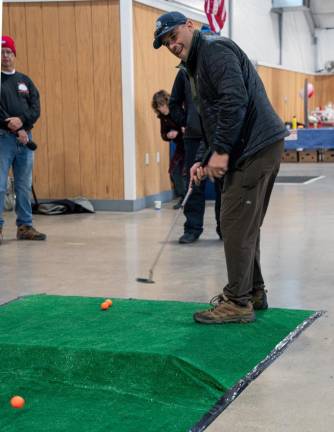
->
xmin=0 ymin=130 xmax=34 ymax=227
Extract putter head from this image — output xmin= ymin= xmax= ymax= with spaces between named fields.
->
xmin=136 ymin=277 xmax=155 ymax=284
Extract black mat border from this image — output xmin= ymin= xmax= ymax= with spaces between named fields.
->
xmin=189 ymin=310 xmax=324 ymax=432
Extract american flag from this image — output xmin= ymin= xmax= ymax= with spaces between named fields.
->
xmin=204 ymin=0 xmax=227 ymax=33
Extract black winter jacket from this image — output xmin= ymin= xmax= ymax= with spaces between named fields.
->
xmin=185 ymin=31 xmax=289 ymax=168
xmin=158 ymin=112 xmax=183 ymax=145
xmin=157 ymin=112 xmax=184 ymax=173
xmin=169 ymin=69 xmax=202 ymax=140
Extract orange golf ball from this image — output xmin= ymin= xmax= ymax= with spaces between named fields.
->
xmin=10 ymin=396 xmax=25 ymax=409
xmin=105 ymin=299 xmax=113 ymax=307
xmin=101 ymin=301 xmax=109 ymax=310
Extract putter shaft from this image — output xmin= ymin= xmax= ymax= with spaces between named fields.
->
xmin=140 ymin=184 xmax=193 ymax=283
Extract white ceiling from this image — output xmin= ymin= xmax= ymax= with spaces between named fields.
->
xmin=310 ymin=0 xmax=334 ymax=29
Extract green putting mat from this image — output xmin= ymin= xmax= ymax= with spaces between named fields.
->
xmin=0 ymin=295 xmax=315 ymax=432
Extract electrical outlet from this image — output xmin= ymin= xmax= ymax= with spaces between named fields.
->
xmin=156 ymin=152 xmax=160 ymax=163
xmin=145 ymin=153 xmax=149 ymax=165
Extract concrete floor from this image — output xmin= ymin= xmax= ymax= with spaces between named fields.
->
xmin=0 ymin=163 xmax=333 ymax=431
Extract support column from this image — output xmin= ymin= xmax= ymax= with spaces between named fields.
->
xmin=228 ymin=0 xmax=233 ymax=39
xmin=278 ymin=12 xmax=283 ymax=65
xmin=120 ymin=0 xmax=137 ymax=200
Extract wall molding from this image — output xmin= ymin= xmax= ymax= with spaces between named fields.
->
xmin=257 ymin=61 xmax=334 ymax=76
xmin=90 ymin=189 xmax=174 ymax=211
xmin=35 ymin=190 xmax=175 ymax=211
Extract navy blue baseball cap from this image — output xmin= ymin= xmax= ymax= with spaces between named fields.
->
xmin=153 ymin=11 xmax=187 ymax=49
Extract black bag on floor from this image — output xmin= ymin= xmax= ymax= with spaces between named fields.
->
xmin=31 ymin=186 xmax=95 ymax=215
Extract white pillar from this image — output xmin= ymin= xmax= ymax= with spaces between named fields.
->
xmin=120 ymin=0 xmax=137 ymax=200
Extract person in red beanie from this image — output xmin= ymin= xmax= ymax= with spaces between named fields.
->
xmin=0 ymin=35 xmax=46 ymax=244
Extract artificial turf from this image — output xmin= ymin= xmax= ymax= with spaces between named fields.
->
xmin=0 ymin=295 xmax=315 ymax=431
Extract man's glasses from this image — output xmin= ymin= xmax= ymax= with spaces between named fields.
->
xmin=1 ymin=49 xmax=14 ymax=57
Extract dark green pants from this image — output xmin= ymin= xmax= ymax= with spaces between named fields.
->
xmin=221 ymin=140 xmax=284 ymax=306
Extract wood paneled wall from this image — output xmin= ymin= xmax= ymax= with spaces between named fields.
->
xmin=314 ymin=75 xmax=334 ymax=109
xmin=133 ymin=3 xmax=179 ymax=198
xmin=133 ymin=3 xmax=203 ymax=198
xmin=258 ymin=65 xmax=334 ymax=123
xmin=3 ymin=1 xmax=124 ymax=200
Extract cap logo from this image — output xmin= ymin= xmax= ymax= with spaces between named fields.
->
xmin=156 ymin=20 xmax=162 ymax=30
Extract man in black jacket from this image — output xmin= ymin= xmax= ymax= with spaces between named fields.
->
xmin=153 ymin=12 xmax=289 ymax=323
xmin=0 ymin=35 xmax=46 ymax=244
xmin=169 ymin=68 xmax=222 ymax=243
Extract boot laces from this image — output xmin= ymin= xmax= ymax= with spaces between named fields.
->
xmin=210 ymin=284 xmax=230 ymax=306
xmin=210 ymin=294 xmax=224 ymax=306
xmin=210 ymin=293 xmax=230 ymax=306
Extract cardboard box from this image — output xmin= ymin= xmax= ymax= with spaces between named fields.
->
xmin=298 ymin=150 xmax=318 ymax=163
xmin=281 ymin=150 xmax=298 ymax=162
xmin=322 ymin=149 xmax=334 ymax=162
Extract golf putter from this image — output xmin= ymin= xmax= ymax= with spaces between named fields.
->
xmin=136 ymin=149 xmax=212 ymax=284
xmin=136 ymin=183 xmax=193 ymax=284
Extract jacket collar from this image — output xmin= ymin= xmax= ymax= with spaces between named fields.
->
xmin=185 ymin=30 xmax=202 ymax=76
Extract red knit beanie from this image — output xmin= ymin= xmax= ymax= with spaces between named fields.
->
xmin=1 ymin=36 xmax=16 ymax=56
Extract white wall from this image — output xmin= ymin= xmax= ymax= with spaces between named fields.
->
xmin=230 ymin=0 xmax=316 ymax=72
xmin=316 ymin=29 xmax=334 ymax=72
xmin=231 ymin=0 xmax=280 ymax=65
xmin=281 ymin=10 xmax=315 ymax=72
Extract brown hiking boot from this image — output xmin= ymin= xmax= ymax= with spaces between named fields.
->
xmin=0 ymin=226 xmax=3 ymax=244
xmin=194 ymin=295 xmax=255 ymax=324
xmin=251 ymin=287 xmax=268 ymax=310
xmin=17 ymin=225 xmax=47 ymax=241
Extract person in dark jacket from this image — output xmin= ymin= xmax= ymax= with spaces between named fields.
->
xmin=153 ymin=12 xmax=289 ymax=324
xmin=0 ymin=35 xmax=46 ymax=244
xmin=152 ymin=90 xmax=185 ymax=208
xmin=169 ymin=68 xmax=222 ymax=243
